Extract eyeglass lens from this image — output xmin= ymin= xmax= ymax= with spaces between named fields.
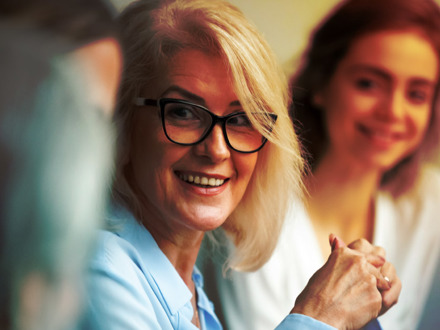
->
xmin=162 ymin=101 xmax=267 ymax=152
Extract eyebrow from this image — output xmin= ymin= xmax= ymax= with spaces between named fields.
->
xmin=347 ymin=64 xmax=437 ymax=87
xmin=160 ymin=85 xmax=242 ymax=107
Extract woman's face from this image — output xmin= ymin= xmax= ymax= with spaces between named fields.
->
xmin=316 ymin=29 xmax=438 ymax=171
xmin=129 ymin=49 xmax=258 ymax=236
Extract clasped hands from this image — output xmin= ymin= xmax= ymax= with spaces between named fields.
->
xmin=291 ymin=234 xmax=402 ymax=330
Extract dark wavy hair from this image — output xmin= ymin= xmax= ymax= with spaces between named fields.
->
xmin=291 ymin=0 xmax=440 ymax=196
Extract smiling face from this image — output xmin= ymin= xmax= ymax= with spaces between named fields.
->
xmin=315 ymin=29 xmax=439 ymax=172
xmin=128 ymin=49 xmax=258 ymax=238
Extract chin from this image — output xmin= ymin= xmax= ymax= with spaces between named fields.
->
xmin=185 ymin=205 xmax=230 ymax=232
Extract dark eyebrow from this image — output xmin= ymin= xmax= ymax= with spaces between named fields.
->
xmin=161 ymin=85 xmax=241 ymax=108
xmin=347 ymin=64 xmax=392 ymax=82
xmin=409 ymin=78 xmax=437 ymax=89
xmin=348 ymin=64 xmax=437 ymax=87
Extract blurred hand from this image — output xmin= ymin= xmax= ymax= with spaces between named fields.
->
xmin=290 ymin=235 xmax=400 ymax=329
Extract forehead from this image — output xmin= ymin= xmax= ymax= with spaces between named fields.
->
xmin=340 ymin=29 xmax=439 ymax=82
xmin=151 ymin=49 xmax=236 ymax=99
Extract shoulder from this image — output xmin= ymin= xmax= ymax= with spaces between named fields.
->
xmin=394 ymin=164 xmax=440 ymax=214
xmin=415 ymin=164 xmax=440 ymax=196
xmin=91 ymin=230 xmax=141 ymax=269
xmin=377 ymin=164 xmax=440 ymax=246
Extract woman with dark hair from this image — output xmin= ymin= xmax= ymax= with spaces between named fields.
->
xmin=208 ymin=0 xmax=440 ymax=329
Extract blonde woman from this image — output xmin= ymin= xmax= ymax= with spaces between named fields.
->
xmin=82 ymin=1 xmax=399 ymax=329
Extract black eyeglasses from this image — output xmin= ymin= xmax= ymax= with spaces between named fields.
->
xmin=134 ymin=98 xmax=277 ymax=153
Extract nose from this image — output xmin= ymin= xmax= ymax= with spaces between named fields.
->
xmin=193 ymin=124 xmax=231 ymax=162
xmin=377 ymin=89 xmax=405 ymax=121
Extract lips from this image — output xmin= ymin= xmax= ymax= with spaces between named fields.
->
xmin=357 ymin=124 xmax=404 ymax=146
xmin=177 ymin=172 xmax=227 ymax=187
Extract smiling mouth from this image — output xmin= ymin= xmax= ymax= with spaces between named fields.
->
xmin=178 ymin=173 xmax=227 ymax=187
xmin=358 ymin=124 xmax=404 ymax=144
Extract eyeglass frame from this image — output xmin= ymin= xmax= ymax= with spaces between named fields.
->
xmin=134 ymin=97 xmax=277 ymax=153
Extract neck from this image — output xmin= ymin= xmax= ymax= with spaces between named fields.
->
xmin=306 ymin=154 xmax=381 ymax=254
xmin=125 ymin=164 xmax=204 ymax=286
xmin=150 ymin=226 xmax=204 ymax=286
xmin=153 ymin=230 xmax=203 ymax=329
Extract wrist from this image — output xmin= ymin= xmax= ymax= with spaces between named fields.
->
xmin=291 ymin=303 xmax=342 ymax=329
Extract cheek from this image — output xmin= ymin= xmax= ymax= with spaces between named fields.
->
xmin=130 ymin=118 xmax=172 ymax=187
xmin=234 ymin=153 xmax=258 ymax=190
xmin=411 ymin=109 xmax=432 ymax=142
xmin=323 ymin=75 xmax=380 ymax=119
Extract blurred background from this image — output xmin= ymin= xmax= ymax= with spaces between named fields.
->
xmin=110 ymin=0 xmax=339 ymax=75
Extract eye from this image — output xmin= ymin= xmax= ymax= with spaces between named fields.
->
xmin=227 ymin=114 xmax=253 ymax=127
xmin=355 ymin=78 xmax=378 ymax=90
xmin=407 ymin=89 xmax=429 ymax=105
xmin=163 ymin=102 xmax=209 ymax=129
xmin=166 ymin=105 xmax=198 ymax=120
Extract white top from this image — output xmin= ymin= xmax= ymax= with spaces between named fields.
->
xmin=206 ymin=165 xmax=440 ymax=330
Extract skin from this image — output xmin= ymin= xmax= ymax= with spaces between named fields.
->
xmin=128 ymin=49 xmax=258 ymax=325
xmin=292 ymin=235 xmax=400 ymax=329
xmin=73 ymin=38 xmax=123 ymax=116
xmin=308 ymin=29 xmax=439 ymax=257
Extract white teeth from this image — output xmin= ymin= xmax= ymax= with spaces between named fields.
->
xmin=371 ymin=131 xmax=395 ymax=142
xmin=374 ymin=132 xmax=391 ymax=138
xmin=179 ymin=174 xmax=225 ymax=187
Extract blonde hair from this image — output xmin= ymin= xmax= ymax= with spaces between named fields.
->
xmin=114 ymin=0 xmax=304 ymax=271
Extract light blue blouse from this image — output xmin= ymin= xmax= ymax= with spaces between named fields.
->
xmin=81 ymin=206 xmax=336 ymax=329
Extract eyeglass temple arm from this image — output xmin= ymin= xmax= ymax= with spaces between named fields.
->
xmin=134 ymin=98 xmax=157 ymax=106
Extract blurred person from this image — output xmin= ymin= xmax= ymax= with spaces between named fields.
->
xmin=206 ymin=0 xmax=440 ymax=329
xmin=0 ymin=0 xmax=122 ymax=118
xmin=0 ymin=0 xmax=122 ymax=329
xmin=417 ymin=257 xmax=440 ymax=329
xmin=81 ymin=0 xmax=399 ymax=329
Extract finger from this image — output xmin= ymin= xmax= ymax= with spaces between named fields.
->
xmin=380 ymin=262 xmax=394 ymax=284
xmin=380 ymin=277 xmax=402 ymax=315
xmin=365 ymin=254 xmax=386 ymax=268
xmin=347 ymin=238 xmax=375 ymax=252
xmin=367 ymin=264 xmax=391 ymax=290
xmin=380 ymin=262 xmax=401 ymax=293
xmin=379 ymin=261 xmax=401 ymax=314
xmin=347 ymin=239 xmax=386 ymax=258
xmin=347 ymin=239 xmax=386 ymax=267
xmin=329 ymin=233 xmax=346 ymax=251
xmin=372 ymin=245 xmax=386 ymax=259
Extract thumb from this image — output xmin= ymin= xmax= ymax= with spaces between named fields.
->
xmin=329 ymin=233 xmax=346 ymax=251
